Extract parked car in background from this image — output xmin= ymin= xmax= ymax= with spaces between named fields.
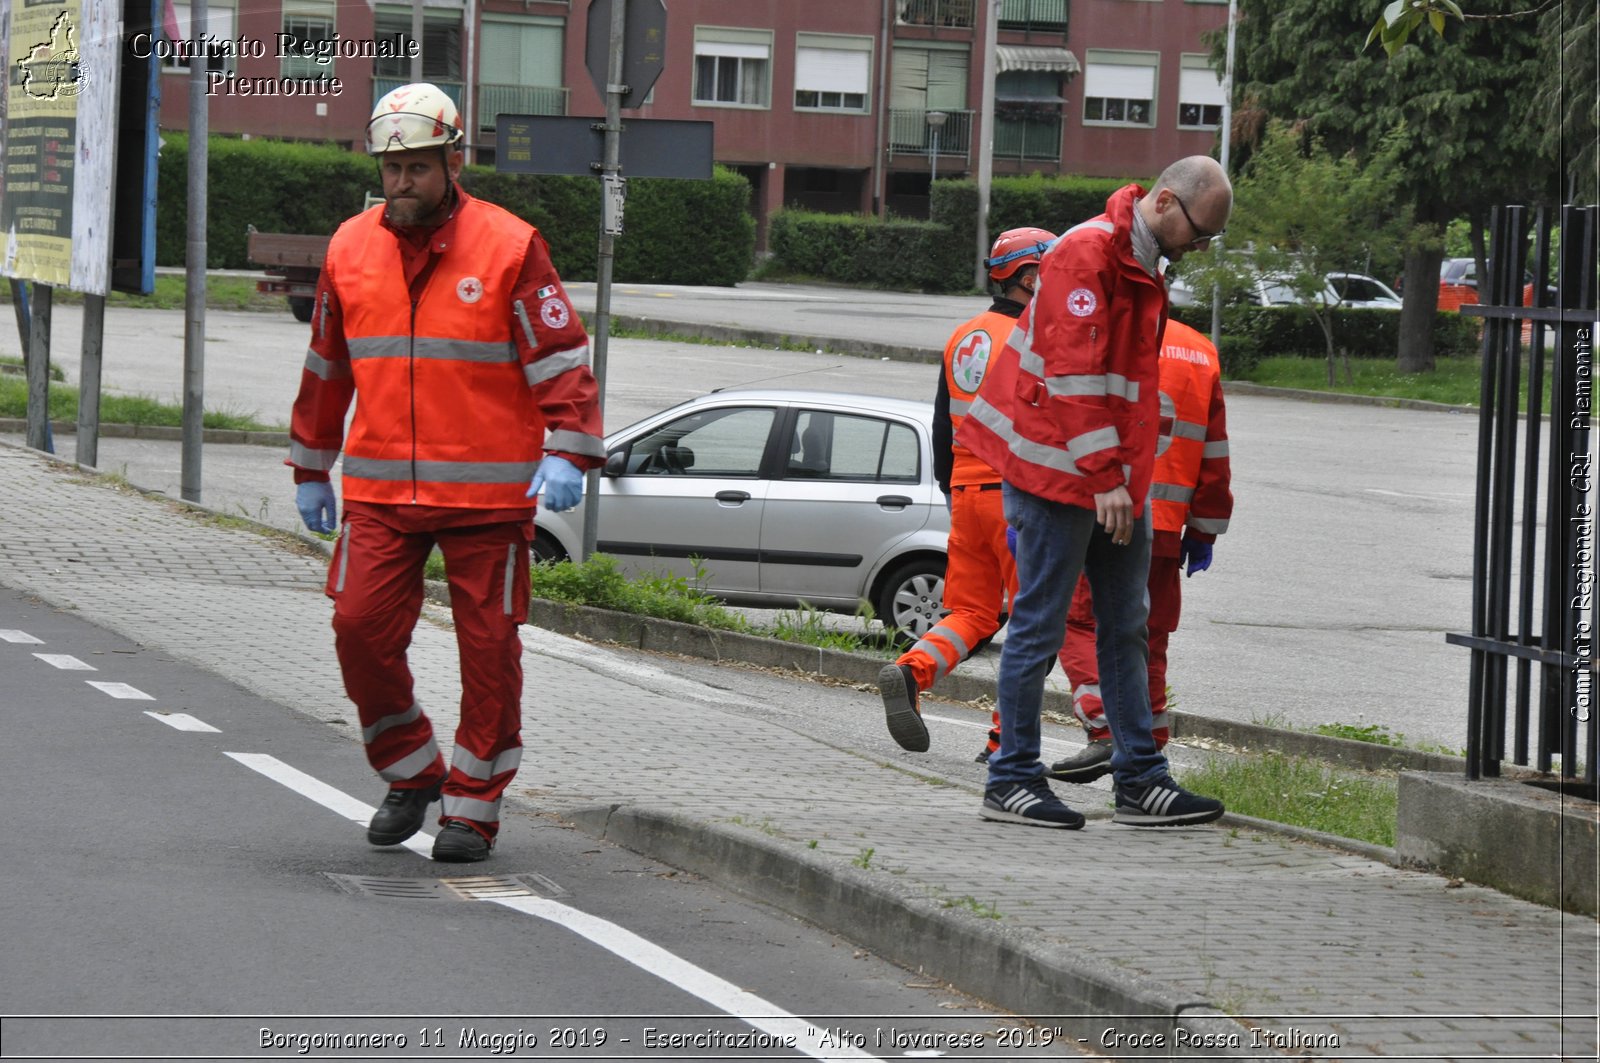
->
xmin=1167 ymin=270 xmax=1341 ymax=308
xmin=1326 ymin=272 xmax=1402 ymax=309
xmin=533 ymin=389 xmax=950 ymax=639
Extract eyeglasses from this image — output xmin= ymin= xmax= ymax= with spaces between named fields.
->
xmin=1169 ymin=191 xmax=1227 ymax=246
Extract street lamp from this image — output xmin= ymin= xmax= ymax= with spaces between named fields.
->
xmin=926 ymin=109 xmax=948 ymax=185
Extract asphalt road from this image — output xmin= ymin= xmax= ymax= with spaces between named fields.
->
xmin=10 ymin=293 xmax=1483 ymax=752
xmin=0 ymin=587 xmax=1085 ymax=1061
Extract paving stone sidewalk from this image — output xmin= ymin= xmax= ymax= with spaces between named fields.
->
xmin=2 ymin=442 xmax=1595 ymax=1062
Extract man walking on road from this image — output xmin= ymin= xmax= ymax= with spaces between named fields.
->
xmin=879 ymin=227 xmax=1056 ymax=754
xmin=959 ymin=155 xmax=1232 ymax=829
xmin=287 ymin=83 xmax=604 ymax=862
xmin=1048 ymin=318 xmax=1234 ymax=783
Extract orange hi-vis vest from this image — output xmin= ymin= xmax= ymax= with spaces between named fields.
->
xmin=328 ymin=202 xmax=545 ymax=509
xmin=1150 ymin=319 xmax=1229 ymax=536
xmin=943 ymin=307 xmax=1016 ymax=487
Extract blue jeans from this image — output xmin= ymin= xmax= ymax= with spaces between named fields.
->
xmin=987 ymin=484 xmax=1167 ymax=790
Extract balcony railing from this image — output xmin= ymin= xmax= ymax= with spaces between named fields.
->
xmin=998 ymin=0 xmax=1068 ymax=33
xmin=889 ymin=108 xmax=973 ymax=158
xmin=477 ymin=83 xmax=569 ymax=130
xmin=897 ymin=0 xmax=976 ymax=29
xmin=372 ymin=77 xmax=463 ymax=111
xmin=994 ymin=113 xmax=1062 ymax=161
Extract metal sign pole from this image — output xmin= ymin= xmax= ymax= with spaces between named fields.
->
xmin=580 ymin=0 xmax=627 ymax=562
xmin=181 ymin=0 xmax=208 ymax=502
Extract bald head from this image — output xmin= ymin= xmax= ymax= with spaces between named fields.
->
xmin=1142 ymin=155 xmax=1233 ymax=262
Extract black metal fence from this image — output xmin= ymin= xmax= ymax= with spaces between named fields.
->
xmin=1447 ymin=204 xmax=1596 ymax=786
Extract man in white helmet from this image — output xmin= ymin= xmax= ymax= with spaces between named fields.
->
xmin=287 ymin=83 xmax=604 ymax=862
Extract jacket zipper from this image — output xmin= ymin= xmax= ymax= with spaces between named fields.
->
xmin=409 ymin=297 xmax=418 ymax=503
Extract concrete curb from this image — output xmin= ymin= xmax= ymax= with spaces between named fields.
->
xmin=0 ymin=417 xmax=289 ymax=447
xmin=563 ymin=803 xmax=1283 ymax=1060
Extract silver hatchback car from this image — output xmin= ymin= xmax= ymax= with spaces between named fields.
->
xmin=533 ymin=389 xmax=951 ymax=639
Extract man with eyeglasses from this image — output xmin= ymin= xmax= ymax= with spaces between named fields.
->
xmin=958 ymin=155 xmax=1233 ymax=829
xmin=287 ymin=83 xmax=604 ymax=862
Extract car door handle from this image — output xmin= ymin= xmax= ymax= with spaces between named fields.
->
xmin=876 ymin=494 xmax=912 ymax=509
xmin=715 ymin=490 xmax=751 ymax=504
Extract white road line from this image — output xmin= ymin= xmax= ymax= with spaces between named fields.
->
xmin=492 ymin=896 xmax=884 ymax=1062
xmin=85 ymin=681 xmax=155 ymax=700
xmin=145 ymin=711 xmax=221 ymax=733
xmin=224 ymin=752 xmax=433 ymax=857
xmin=226 ymin=752 xmax=884 ymax=1061
xmin=0 ymin=629 xmax=44 ymax=644
xmin=34 ymin=653 xmax=95 ymax=670
xmin=925 ymin=711 xmax=1080 ymax=753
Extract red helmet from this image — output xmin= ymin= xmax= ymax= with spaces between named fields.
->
xmin=986 ymin=227 xmax=1057 ymax=282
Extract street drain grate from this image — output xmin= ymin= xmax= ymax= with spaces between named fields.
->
xmin=323 ymin=872 xmax=566 ymax=902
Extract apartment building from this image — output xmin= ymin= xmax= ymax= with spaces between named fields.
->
xmin=156 ymin=0 xmax=1229 ymax=241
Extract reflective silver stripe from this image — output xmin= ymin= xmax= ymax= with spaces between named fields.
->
xmin=1187 ymin=516 xmax=1230 ymax=534
xmin=342 ymin=457 xmax=540 ymax=484
xmin=1066 ymin=426 xmax=1121 ymax=464
xmin=1013 ymin=356 xmax=1141 ymax=405
xmin=911 ymin=623 xmax=969 ymax=679
xmin=290 ymin=440 xmax=340 ymax=471
xmin=1171 ymin=418 xmax=1207 ymax=441
xmin=503 ymin=544 xmax=516 ymax=615
xmin=363 ymin=700 xmax=425 ymax=745
xmin=347 ymin=336 xmax=516 ymax=363
xmin=948 ymin=397 xmax=972 ymax=417
xmin=1066 ymin=218 xmax=1114 ymax=236
xmin=1150 ymin=482 xmax=1195 ymax=503
xmin=451 ymin=744 xmax=523 ymax=782
xmin=304 ymin=348 xmax=351 ymax=380
xmin=442 ymin=794 xmax=502 ymax=821
xmin=514 ymin=299 xmax=537 ymax=349
xmin=1202 ymin=440 xmax=1230 ymax=458
xmin=377 ymin=739 xmax=442 ymax=783
xmin=334 ymin=525 xmax=350 ymax=592
xmin=967 ymin=398 xmax=1084 ymax=476
xmin=523 ymin=344 xmax=591 ymax=386
xmin=1072 ymin=682 xmax=1101 ymax=704
xmin=544 ymin=429 xmax=606 ymax=458
xmin=317 ymin=292 xmax=329 ymax=339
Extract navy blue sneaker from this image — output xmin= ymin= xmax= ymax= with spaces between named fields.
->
xmin=980 ymin=777 xmax=1085 ymax=829
xmin=1113 ymin=777 xmax=1224 ymax=826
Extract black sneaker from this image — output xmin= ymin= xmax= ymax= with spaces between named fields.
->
xmin=980 ymin=777 xmax=1086 ymax=829
xmin=432 ymin=819 xmax=492 ymax=863
xmin=367 ymin=781 xmax=443 ymax=846
xmin=1048 ymin=737 xmax=1113 ymax=783
xmin=974 ymin=745 xmax=993 ymax=764
xmin=1113 ymin=777 xmax=1224 ymax=826
xmin=878 ymin=663 xmax=929 ymax=752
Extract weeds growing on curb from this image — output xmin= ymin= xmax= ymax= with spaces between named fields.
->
xmin=851 ymin=847 xmax=875 ymax=869
xmin=1179 ymin=753 xmax=1397 ymax=848
xmin=0 ymin=375 xmax=274 ymax=431
xmin=941 ymin=895 xmax=1001 ymax=920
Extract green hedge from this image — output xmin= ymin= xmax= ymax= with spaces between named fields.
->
xmin=1168 ymin=303 xmax=1482 ymax=377
xmin=156 ymin=135 xmax=754 ymax=286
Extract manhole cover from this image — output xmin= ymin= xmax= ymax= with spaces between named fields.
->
xmin=323 ymin=872 xmax=566 ymax=901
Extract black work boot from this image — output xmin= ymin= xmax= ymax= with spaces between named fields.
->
xmin=1047 ymin=737 xmax=1114 ymax=784
xmin=432 ymin=819 xmax=492 ymax=863
xmin=366 ymin=782 xmax=443 ymax=846
xmin=878 ymin=662 xmax=930 ymax=752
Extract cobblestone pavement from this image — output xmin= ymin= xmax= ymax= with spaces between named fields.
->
xmin=2 ymin=442 xmax=1595 ymax=1061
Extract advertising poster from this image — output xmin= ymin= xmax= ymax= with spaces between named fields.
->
xmin=0 ymin=0 xmax=116 ymax=294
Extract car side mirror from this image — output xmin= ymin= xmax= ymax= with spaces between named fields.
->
xmin=603 ymin=448 xmax=629 ymax=478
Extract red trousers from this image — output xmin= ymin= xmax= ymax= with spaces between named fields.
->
xmin=1058 ymin=553 xmax=1182 ymax=747
xmin=327 ymin=501 xmax=532 ymax=839
xmin=897 ymin=485 xmax=1014 ymax=691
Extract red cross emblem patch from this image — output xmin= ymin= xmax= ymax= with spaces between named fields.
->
xmin=456 ymin=276 xmax=484 ymax=304
xmin=1067 ymin=288 xmax=1097 ymax=317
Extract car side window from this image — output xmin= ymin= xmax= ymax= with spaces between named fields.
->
xmin=625 ymin=407 xmax=774 ymax=478
xmin=787 ymin=411 xmax=920 ymax=484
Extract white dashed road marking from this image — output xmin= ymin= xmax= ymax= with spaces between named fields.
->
xmin=33 ymin=653 xmax=95 ymax=670
xmin=0 ymin=629 xmax=44 ymax=644
xmin=145 ymin=711 xmax=221 ymax=733
xmin=85 ymin=681 xmax=155 ymax=700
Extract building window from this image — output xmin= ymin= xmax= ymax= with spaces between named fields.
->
xmin=1082 ymin=50 xmax=1157 ymax=127
xmin=280 ymin=0 xmax=335 ymax=79
xmin=161 ymin=1 xmax=236 ymax=73
xmin=479 ymin=15 xmax=567 ymax=128
xmin=373 ymin=7 xmax=462 ymax=82
xmin=995 ymin=69 xmax=1064 ymax=160
xmin=693 ymin=26 xmax=771 ymax=108
xmin=795 ymin=33 xmax=871 ymax=114
xmin=1177 ymin=54 xmax=1224 ymax=129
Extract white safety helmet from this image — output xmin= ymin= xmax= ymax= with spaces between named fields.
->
xmin=365 ymin=82 xmax=464 ymax=156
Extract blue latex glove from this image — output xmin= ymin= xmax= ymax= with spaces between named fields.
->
xmin=295 ymin=481 xmax=337 ymax=533
xmin=527 ymin=454 xmax=584 ymax=512
xmin=1180 ymin=536 xmax=1214 ymax=577
xmin=1005 ymin=525 xmax=1017 ymax=557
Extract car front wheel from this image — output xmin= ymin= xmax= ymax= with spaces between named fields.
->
xmin=531 ymin=530 xmax=569 ymax=565
xmin=875 ymin=557 xmax=947 ymax=643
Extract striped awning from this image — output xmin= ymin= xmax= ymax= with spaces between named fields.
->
xmin=995 ymin=45 xmax=1081 ymax=75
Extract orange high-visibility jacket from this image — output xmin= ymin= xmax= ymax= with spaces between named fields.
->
xmin=958 ymin=185 xmax=1168 ymax=514
xmin=939 ymin=302 xmax=1022 ymax=490
xmin=1150 ymin=319 xmax=1232 ymax=541
xmin=289 ymin=193 xmax=602 ymax=508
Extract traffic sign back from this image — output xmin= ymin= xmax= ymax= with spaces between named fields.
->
xmin=585 ymin=0 xmax=666 ymax=110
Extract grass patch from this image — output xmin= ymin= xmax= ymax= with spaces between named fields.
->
xmin=1313 ymin=721 xmax=1403 ymax=746
xmin=527 ymin=553 xmax=752 ymax=632
xmin=1179 ymin=753 xmax=1397 ymax=847
xmin=0 ymin=275 xmax=286 ymax=313
xmin=0 ymin=374 xmax=276 ymax=430
xmin=1238 ymin=354 xmax=1546 ymax=410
